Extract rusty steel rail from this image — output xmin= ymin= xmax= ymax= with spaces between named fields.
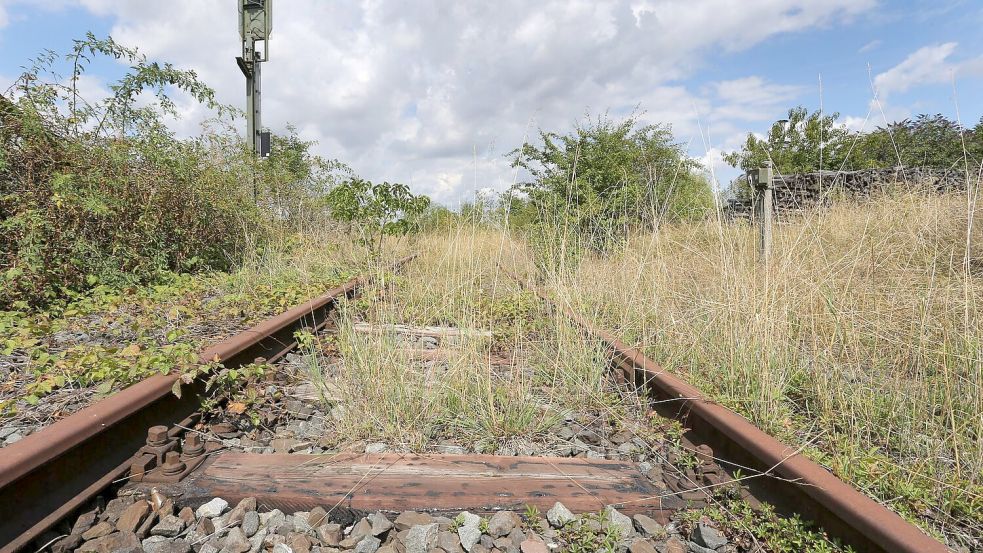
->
xmin=507 ymin=271 xmax=949 ymax=553
xmin=0 ymin=256 xmax=413 ymax=553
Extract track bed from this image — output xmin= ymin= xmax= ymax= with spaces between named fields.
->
xmin=0 ymin=247 xmax=952 ymax=553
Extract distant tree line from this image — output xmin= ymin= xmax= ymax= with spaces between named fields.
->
xmin=724 ymin=106 xmax=983 ymax=183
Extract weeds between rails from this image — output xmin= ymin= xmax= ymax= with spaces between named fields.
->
xmin=287 ymin=229 xmax=854 ymax=552
xmin=331 ymin=191 xmax=980 ymax=548
xmin=8 ymin=190 xmax=979 ymax=549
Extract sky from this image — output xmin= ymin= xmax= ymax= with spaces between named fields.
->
xmin=1 ymin=0 xmax=982 ymax=206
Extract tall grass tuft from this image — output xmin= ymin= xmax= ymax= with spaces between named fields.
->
xmin=544 ymin=191 xmax=982 ymax=542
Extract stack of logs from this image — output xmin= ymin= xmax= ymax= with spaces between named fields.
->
xmin=724 ymin=167 xmax=967 ymax=220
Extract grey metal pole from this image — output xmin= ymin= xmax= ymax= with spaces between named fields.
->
xmin=252 ymin=53 xmax=262 ymax=155
xmin=238 ymin=1 xmax=272 ymax=201
xmin=758 ymin=160 xmax=774 ymax=264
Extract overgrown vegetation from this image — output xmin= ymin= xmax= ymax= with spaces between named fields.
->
xmin=2 ymin=31 xmax=980 ymax=552
xmin=509 ymin=113 xmax=713 ymax=264
xmin=0 ymin=233 xmax=358 ymax=416
xmin=0 ymin=35 xmax=423 ymax=415
xmin=543 ymin=191 xmax=981 ymax=547
xmin=680 ymin=499 xmax=853 ymax=553
xmin=559 ymin=509 xmax=624 ymax=553
xmin=305 ymin=225 xmax=859 ymax=552
xmin=725 ymin=105 xmax=983 ymax=175
xmin=0 ymin=35 xmax=253 ymax=307
xmin=315 ymin=230 xmax=602 ymax=452
xmin=0 ymin=34 xmax=423 ymax=311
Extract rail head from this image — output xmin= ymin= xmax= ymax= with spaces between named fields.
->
xmin=0 ymin=374 xmax=180 ymax=490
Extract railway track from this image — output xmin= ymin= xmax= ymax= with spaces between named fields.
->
xmin=0 ymin=255 xmax=951 ymax=553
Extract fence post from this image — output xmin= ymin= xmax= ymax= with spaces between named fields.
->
xmin=755 ymin=160 xmax=774 ymax=264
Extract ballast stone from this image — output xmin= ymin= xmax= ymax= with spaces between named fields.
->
xmin=197 ymin=498 xmax=229 ymax=519
xmin=546 ymin=502 xmax=575 ymax=528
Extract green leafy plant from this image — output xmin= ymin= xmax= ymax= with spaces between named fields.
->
xmin=679 ymin=499 xmax=855 ymax=553
xmin=325 ymin=177 xmax=431 ymax=254
xmin=560 ymin=510 xmax=622 ymax=553
xmin=509 ymin=112 xmax=712 ymax=271
xmin=523 ymin=504 xmax=543 ymax=532
xmin=450 ymin=513 xmax=467 ymax=531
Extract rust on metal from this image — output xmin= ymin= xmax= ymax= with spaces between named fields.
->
xmin=0 ymin=372 xmax=206 ymax=553
xmin=506 ymin=269 xmax=950 ymax=553
xmin=127 ymin=425 xmax=218 ymax=484
xmin=0 ymin=256 xmax=414 ymax=552
xmin=159 ymin=452 xmax=684 ymax=519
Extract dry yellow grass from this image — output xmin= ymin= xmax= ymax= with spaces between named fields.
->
xmin=543 ymin=191 xmax=982 ymax=543
xmin=301 ymin=190 xmax=979 ymax=546
xmin=310 ymin=227 xmax=621 ymax=453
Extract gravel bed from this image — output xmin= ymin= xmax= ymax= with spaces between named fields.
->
xmin=194 ymin=347 xmax=723 ymax=507
xmin=29 ymin=330 xmax=744 ymax=552
xmin=50 ymin=493 xmax=737 ymax=553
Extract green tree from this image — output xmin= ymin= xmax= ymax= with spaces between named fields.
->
xmin=325 ymin=178 xmax=431 ymax=253
xmin=856 ymin=114 xmax=974 ymax=171
xmin=511 ymin=112 xmax=712 ymax=255
xmin=968 ymin=117 xmax=983 ymax=171
xmin=723 ymin=106 xmax=854 ymax=175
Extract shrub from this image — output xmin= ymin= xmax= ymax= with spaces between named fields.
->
xmin=0 ymin=35 xmax=355 ymax=310
xmin=510 ymin=112 xmax=712 ymax=267
xmin=325 ymin=177 xmax=431 ymax=253
xmin=0 ymin=34 xmax=265 ymax=309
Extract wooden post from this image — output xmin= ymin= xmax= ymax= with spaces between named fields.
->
xmin=756 ymin=161 xmax=774 ymax=264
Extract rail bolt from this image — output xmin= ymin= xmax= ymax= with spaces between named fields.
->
xmin=182 ymin=433 xmax=205 ymax=458
xmin=161 ymin=451 xmax=186 ymax=476
xmin=695 ymin=444 xmax=715 ymax=463
xmin=146 ymin=425 xmax=169 ymax=447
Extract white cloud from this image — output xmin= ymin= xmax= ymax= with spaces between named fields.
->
xmin=38 ymin=0 xmax=874 ymax=204
xmin=858 ymin=39 xmax=881 ymax=53
xmin=710 ymin=77 xmax=804 ymax=121
xmin=873 ymin=43 xmax=957 ymax=98
xmin=841 ymin=114 xmax=870 ymax=132
xmin=861 ymin=42 xmax=983 ymax=132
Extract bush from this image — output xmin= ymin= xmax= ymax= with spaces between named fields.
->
xmin=0 ymin=34 xmax=353 ymax=310
xmin=325 ymin=177 xmax=430 ymax=253
xmin=0 ymin=35 xmax=262 ymax=309
xmin=510 ymin=112 xmax=713 ymax=268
